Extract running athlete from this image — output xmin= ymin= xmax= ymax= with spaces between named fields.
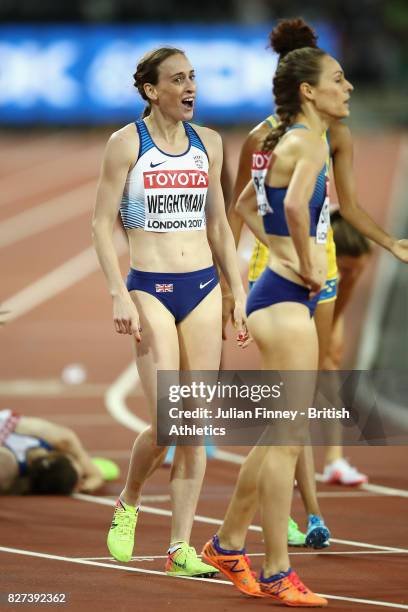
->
xmin=0 ymin=409 xmax=104 ymax=494
xmin=92 ymin=47 xmax=248 ymax=577
xmin=203 ymin=37 xmax=355 ymax=607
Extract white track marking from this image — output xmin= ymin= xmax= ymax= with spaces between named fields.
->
xmin=316 ymin=595 xmax=408 ymax=610
xmin=0 ymin=379 xmax=107 ymax=397
xmin=2 ymin=230 xmax=127 ymax=322
xmin=1 ymin=546 xmax=407 ymax=609
xmin=0 ymin=546 xmax=224 ymax=585
xmin=77 ymin=549 xmax=408 ymax=561
xmin=218 ymin=448 xmax=408 ymax=499
xmin=105 ymin=362 xmax=145 ymax=431
xmin=0 ymin=141 xmax=102 ymax=208
xmin=0 ymin=182 xmax=94 ymax=248
xmin=314 ymin=472 xmax=408 ymax=499
xmin=73 ymin=493 xmax=408 ymax=554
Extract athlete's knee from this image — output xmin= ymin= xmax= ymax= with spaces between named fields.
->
xmin=142 ymin=426 xmax=168 ymax=458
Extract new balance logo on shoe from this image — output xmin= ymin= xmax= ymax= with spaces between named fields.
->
xmin=221 ymin=558 xmax=244 ymax=573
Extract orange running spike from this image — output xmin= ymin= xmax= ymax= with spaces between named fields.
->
xmin=201 ymin=537 xmax=264 ymax=597
xmin=260 ymin=569 xmax=328 ymax=607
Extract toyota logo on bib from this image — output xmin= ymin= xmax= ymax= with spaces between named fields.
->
xmin=252 ymin=151 xmax=272 ymax=170
xmin=144 ymin=170 xmax=209 ymax=189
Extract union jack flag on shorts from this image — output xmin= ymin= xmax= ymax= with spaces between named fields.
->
xmin=155 ymin=283 xmax=173 ymax=293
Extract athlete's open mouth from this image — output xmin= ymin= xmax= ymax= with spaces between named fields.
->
xmin=182 ymin=97 xmax=194 ymax=109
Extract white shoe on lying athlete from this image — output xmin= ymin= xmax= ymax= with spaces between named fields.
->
xmin=323 ymin=458 xmax=368 ymax=486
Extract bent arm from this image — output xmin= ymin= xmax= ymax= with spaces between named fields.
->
xmin=284 ymin=145 xmax=325 ymax=275
xmin=228 ymin=124 xmax=270 ymax=246
xmin=331 ymin=123 xmax=394 ymax=250
xmin=235 ymin=180 xmax=269 ymax=246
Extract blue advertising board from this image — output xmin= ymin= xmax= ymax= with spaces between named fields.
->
xmin=0 ymin=24 xmax=339 ymax=124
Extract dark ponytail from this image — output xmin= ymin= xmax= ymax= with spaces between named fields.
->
xmin=263 ymin=18 xmax=323 ymax=152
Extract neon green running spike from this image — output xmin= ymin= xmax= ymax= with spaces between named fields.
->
xmin=165 ymin=542 xmax=218 ymax=577
xmin=107 ymin=499 xmax=138 ymax=562
xmin=288 ymin=517 xmax=306 ymax=547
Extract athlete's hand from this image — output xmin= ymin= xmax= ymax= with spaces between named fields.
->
xmin=390 ymin=239 xmax=408 ymax=263
xmin=222 ymin=291 xmax=235 ymax=339
xmin=283 ymin=262 xmax=324 ymax=299
xmin=232 ymin=296 xmax=251 ymax=348
xmin=299 ymin=269 xmax=324 ymax=299
xmin=77 ymin=473 xmax=104 ymax=494
xmin=112 ymin=294 xmax=142 ymax=342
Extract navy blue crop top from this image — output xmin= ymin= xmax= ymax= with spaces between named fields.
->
xmin=262 ymin=124 xmax=328 ymax=237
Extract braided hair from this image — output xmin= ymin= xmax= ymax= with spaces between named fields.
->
xmin=263 ymin=19 xmax=324 ymax=151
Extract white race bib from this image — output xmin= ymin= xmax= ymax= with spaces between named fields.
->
xmin=316 ymin=177 xmax=330 ymax=244
xmin=251 ymin=152 xmax=273 ymax=216
xmin=143 ymin=169 xmax=208 ymax=232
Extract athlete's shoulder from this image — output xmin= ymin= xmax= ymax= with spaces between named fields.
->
xmin=191 ymin=125 xmax=222 ymax=162
xmin=105 ymin=123 xmax=139 ymax=165
xmin=286 ymin=129 xmax=326 ymax=165
xmin=328 ymin=121 xmax=352 ymax=153
xmin=191 ymin=124 xmax=221 ymax=147
xmin=247 ymin=118 xmax=274 ymax=145
xmin=109 ymin=122 xmax=139 ymax=148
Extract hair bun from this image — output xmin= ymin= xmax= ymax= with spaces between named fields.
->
xmin=270 ymin=18 xmax=318 ymax=57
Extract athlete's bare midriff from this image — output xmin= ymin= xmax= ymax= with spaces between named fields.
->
xmin=127 ymin=227 xmax=214 ymax=272
xmin=266 ymin=235 xmax=328 ymax=286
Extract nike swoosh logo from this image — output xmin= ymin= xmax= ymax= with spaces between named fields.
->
xmin=150 ymin=161 xmax=166 ymax=168
xmin=199 ymin=279 xmax=214 ymax=289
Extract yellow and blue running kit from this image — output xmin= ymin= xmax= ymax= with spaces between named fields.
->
xmin=247 ymin=115 xmax=338 ymax=303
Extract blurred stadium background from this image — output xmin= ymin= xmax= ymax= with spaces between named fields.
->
xmin=1 ymin=0 xmax=408 ymax=413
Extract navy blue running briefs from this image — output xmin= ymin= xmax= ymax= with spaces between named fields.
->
xmin=126 ymin=265 xmax=219 ymax=323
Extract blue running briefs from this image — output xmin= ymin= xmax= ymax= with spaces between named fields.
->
xmin=246 ymin=267 xmax=319 ymax=318
xmin=126 ymin=265 xmax=218 ymax=323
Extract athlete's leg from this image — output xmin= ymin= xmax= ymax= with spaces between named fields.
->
xmin=120 ymin=291 xmax=179 ymax=506
xmin=293 ymin=299 xmax=336 ymax=517
xmin=217 ymin=445 xmax=268 ymax=550
xmin=218 ymin=303 xmax=318 ymax=552
xmin=248 ymin=303 xmax=318 ymax=575
xmin=170 ymin=285 xmax=222 ymax=544
xmin=314 ymin=300 xmax=335 ymax=369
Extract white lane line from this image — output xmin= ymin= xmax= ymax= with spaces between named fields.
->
xmin=77 ymin=549 xmax=408 ymax=562
xmin=2 ymin=230 xmax=127 ymax=323
xmin=217 ymin=448 xmax=408 ymax=499
xmin=73 ymin=493 xmax=408 ymax=554
xmin=105 ymin=362 xmax=146 ymax=432
xmin=1 ymin=546 xmax=407 ymax=609
xmin=316 ymin=595 xmax=408 ymax=610
xmin=105 ymin=368 xmax=408 ymax=500
xmin=0 ymin=141 xmax=102 ymax=208
xmin=0 ymin=379 xmax=107 ymax=397
xmin=0 ymin=545 xmax=224 ymax=585
xmin=0 ymin=182 xmax=94 ymax=248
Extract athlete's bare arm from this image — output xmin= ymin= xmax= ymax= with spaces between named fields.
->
xmin=235 ymin=179 xmax=270 ymax=246
xmin=92 ymin=126 xmax=142 ymax=340
xmin=331 ymin=122 xmax=408 ymax=262
xmin=196 ymin=126 xmax=248 ymax=339
xmin=228 ymin=121 xmax=270 ymax=246
xmin=283 ymin=135 xmax=327 ymax=296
